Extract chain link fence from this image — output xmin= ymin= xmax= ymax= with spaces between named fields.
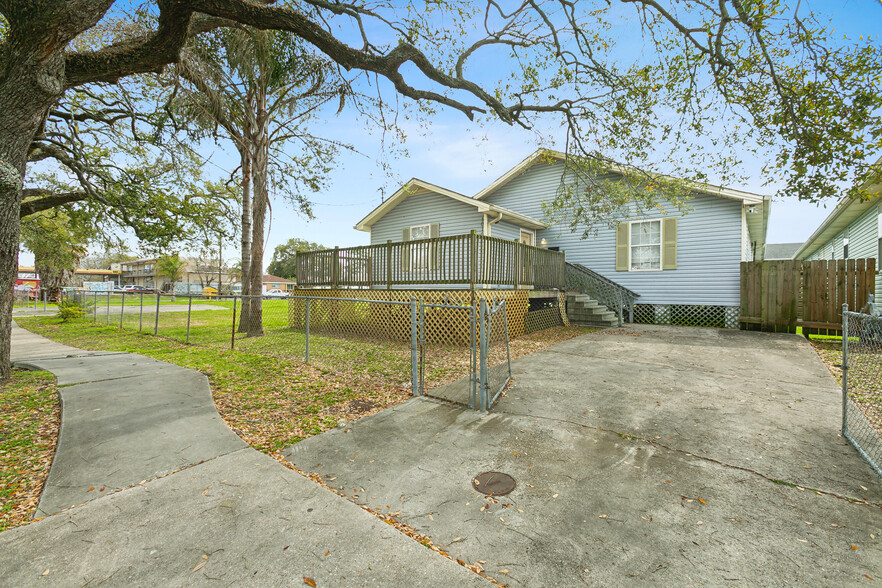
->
xmin=842 ymin=307 xmax=882 ymax=478
xmin=479 ymin=298 xmax=512 ymax=410
xmin=65 ymin=290 xmax=513 ymax=411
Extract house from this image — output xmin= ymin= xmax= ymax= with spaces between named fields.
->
xmin=793 ymin=174 xmax=881 ymax=297
xmin=764 ymin=243 xmax=803 ymax=260
xmin=349 ymin=149 xmax=770 ymax=328
xmin=263 ymin=274 xmax=296 ymax=293
xmin=120 ymin=258 xmax=159 ymax=289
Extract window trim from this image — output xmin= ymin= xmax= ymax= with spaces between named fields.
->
xmin=519 ymin=229 xmax=535 ymax=246
xmin=408 ymin=223 xmax=432 ymax=271
xmin=628 ymin=219 xmax=663 ymax=272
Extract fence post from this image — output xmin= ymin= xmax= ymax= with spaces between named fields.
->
xmin=43 ymin=290 xmax=47 ymax=312
xmin=386 ymin=240 xmax=393 ymax=290
xmin=120 ymin=293 xmax=126 ymax=329
xmin=93 ymin=291 xmax=97 ymax=322
xmin=305 ymin=296 xmax=310 ymax=363
xmin=332 ymin=246 xmax=340 ymax=288
xmin=105 ymin=291 xmax=111 ymax=325
xmin=139 ymin=292 xmax=144 ymax=332
xmin=841 ymin=303 xmax=849 ymax=437
xmin=470 ymin=230 xmax=478 ymax=293
xmin=186 ymin=295 xmax=193 ymax=344
xmin=479 ymin=298 xmax=488 ymax=411
xmin=410 ymin=298 xmax=419 ymax=395
xmin=153 ymin=292 xmax=160 ymax=335
xmin=469 ymin=304 xmax=477 ymax=410
xmin=231 ymin=296 xmax=238 ymax=350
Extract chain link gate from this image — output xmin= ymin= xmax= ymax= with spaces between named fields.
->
xmin=842 ymin=304 xmax=882 ymax=478
xmin=416 ymin=298 xmax=511 ymax=411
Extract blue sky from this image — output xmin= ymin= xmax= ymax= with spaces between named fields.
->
xmin=18 ymin=0 xmax=882 ymax=267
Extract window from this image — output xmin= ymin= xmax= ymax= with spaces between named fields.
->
xmin=843 ymin=238 xmax=849 ymax=260
xmin=630 ymin=220 xmax=662 ymax=271
xmin=409 ymin=224 xmax=432 ymax=270
xmin=519 ymin=230 xmax=534 ymax=246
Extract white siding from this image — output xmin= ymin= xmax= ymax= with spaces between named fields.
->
xmin=482 ymin=161 xmax=745 ymax=306
xmin=370 ymin=192 xmax=484 ymax=245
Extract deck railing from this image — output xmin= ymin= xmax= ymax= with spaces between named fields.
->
xmin=566 ymin=262 xmax=640 ymax=324
xmin=296 ymin=231 xmax=566 ymax=290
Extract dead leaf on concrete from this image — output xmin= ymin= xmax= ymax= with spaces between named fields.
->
xmin=303 ymin=576 xmax=317 ymax=586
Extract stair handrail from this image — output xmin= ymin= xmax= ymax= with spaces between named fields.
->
xmin=565 ymin=263 xmax=640 ymax=325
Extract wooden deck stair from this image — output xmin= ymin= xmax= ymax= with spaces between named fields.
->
xmin=566 ymin=293 xmax=618 ymax=327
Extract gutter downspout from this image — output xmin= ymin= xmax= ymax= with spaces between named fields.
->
xmin=484 ymin=211 xmax=503 ymax=237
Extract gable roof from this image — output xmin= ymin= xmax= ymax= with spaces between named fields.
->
xmin=263 ymin=274 xmax=295 ymax=284
xmin=793 ymin=163 xmax=882 ymax=260
xmin=354 ymin=178 xmax=546 ymax=232
xmin=764 ymin=243 xmax=803 ymax=260
xmin=475 ymin=149 xmax=770 ymax=205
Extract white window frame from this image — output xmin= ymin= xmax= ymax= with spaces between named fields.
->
xmin=409 ymin=223 xmax=432 ymax=270
xmin=628 ymin=219 xmax=663 ymax=272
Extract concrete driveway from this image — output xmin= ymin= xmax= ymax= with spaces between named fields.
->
xmin=286 ymin=325 xmax=882 ymax=586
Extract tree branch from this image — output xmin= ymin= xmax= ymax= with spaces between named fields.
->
xmin=19 ymin=189 xmax=89 ymax=217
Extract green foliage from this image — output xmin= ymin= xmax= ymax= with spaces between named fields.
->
xmin=266 ymin=238 xmax=325 ymax=280
xmin=157 ymin=253 xmax=186 ymax=285
xmin=20 ymin=210 xmax=92 ymax=295
xmin=55 ymin=298 xmax=86 ymax=322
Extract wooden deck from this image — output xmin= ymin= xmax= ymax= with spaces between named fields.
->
xmin=296 ymin=231 xmax=566 ymax=290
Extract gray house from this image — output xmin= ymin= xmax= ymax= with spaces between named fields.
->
xmin=355 ymin=149 xmax=771 ymax=328
xmin=794 ymin=178 xmax=881 ymax=296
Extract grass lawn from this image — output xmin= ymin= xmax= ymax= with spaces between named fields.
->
xmin=0 ymin=370 xmax=59 ymax=532
xmin=17 ymin=316 xmax=597 ymax=459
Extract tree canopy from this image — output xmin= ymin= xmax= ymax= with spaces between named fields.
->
xmin=266 ymin=237 xmax=325 ymax=280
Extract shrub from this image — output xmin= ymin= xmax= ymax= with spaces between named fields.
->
xmin=56 ymin=298 xmax=86 ymax=322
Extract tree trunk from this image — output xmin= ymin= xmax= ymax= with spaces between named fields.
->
xmin=33 ymin=255 xmax=72 ymax=301
xmin=0 ymin=43 xmax=68 ymax=381
xmin=237 ymin=149 xmax=253 ymax=333
xmin=247 ymin=138 xmax=268 ymax=337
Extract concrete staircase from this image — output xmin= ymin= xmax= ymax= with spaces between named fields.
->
xmin=566 ymin=293 xmax=618 ymax=327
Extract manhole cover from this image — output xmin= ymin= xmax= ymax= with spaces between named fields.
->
xmin=472 ymin=471 xmax=516 ymax=496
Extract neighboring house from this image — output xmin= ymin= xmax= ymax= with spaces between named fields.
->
xmin=120 ymin=257 xmax=159 ymax=289
xmin=17 ymin=266 xmax=121 ymax=289
xmin=354 ymin=149 xmax=770 ymax=327
xmin=263 ymin=274 xmax=296 ymax=293
xmin=764 ymin=243 xmax=803 ymax=260
xmin=793 ymin=177 xmax=881 ymax=296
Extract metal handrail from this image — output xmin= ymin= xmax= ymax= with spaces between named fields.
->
xmin=565 ymin=262 xmax=640 ymax=325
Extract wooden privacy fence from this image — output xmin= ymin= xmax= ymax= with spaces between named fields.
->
xmin=295 ymin=231 xmax=566 ymax=290
xmin=740 ymin=258 xmax=876 ymax=334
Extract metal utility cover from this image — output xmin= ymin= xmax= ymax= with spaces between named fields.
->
xmin=472 ymin=471 xmax=516 ymax=496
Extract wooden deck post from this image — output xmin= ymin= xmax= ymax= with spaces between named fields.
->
xmin=332 ymin=246 xmax=339 ymax=289
xmin=470 ymin=230 xmax=477 ymax=293
xmin=386 ymin=240 xmax=392 ymax=290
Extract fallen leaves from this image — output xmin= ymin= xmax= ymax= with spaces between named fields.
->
xmin=0 ymin=370 xmax=60 ymax=532
xmin=303 ymin=577 xmax=317 ymax=587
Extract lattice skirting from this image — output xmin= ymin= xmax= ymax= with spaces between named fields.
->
xmin=286 ymin=289 xmax=569 ymax=346
xmin=632 ymin=304 xmax=739 ymax=329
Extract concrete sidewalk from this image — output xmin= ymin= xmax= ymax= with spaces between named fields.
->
xmin=1 ymin=322 xmax=487 ymax=586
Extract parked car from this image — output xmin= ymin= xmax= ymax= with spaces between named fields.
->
xmin=118 ymin=284 xmax=154 ymax=294
xmin=264 ymin=289 xmax=288 ymax=298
